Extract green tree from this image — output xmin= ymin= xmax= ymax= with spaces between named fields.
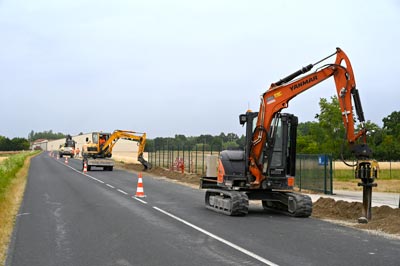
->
xmin=0 ymin=136 xmax=30 ymax=151
xmin=382 ymin=111 xmax=400 ymax=136
xmin=314 ymin=96 xmax=346 ymax=158
xmin=28 ymin=130 xmax=66 ymax=141
xmin=376 ymin=111 xmax=400 ymax=160
xmin=11 ymin=138 xmax=30 ymax=150
xmin=0 ymin=136 xmax=12 ymax=151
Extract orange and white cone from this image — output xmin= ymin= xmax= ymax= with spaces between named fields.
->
xmin=83 ymin=161 xmax=88 ymax=174
xmin=135 ymin=173 xmax=146 ymax=198
xmin=65 ymin=157 xmax=68 ymax=164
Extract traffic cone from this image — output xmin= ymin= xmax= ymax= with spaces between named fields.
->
xmin=83 ymin=161 xmax=88 ymax=174
xmin=65 ymin=157 xmax=68 ymax=164
xmin=135 ymin=173 xmax=146 ymax=198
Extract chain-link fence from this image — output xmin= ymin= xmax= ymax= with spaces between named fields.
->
xmin=148 ymin=145 xmax=221 ymax=175
xmin=296 ymin=154 xmax=333 ymax=194
xmin=149 ymin=147 xmax=333 ymax=194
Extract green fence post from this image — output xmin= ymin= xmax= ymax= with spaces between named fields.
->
xmin=188 ymin=146 xmax=191 ymax=173
xmin=202 ymin=143 xmax=205 ymax=175
xmin=299 ymin=155 xmax=302 ymax=191
xmin=330 ymin=154 xmax=333 ymax=194
xmin=324 ymin=154 xmax=327 ymax=194
xmin=162 ymin=144 xmax=165 ymax=168
xmin=195 ymin=145 xmax=198 ymax=174
xmin=158 ymin=146 xmax=161 ymax=167
xmin=183 ymin=144 xmax=185 ymax=172
xmin=167 ymin=144 xmax=169 ymax=169
xmin=154 ymin=148 xmax=157 ymax=167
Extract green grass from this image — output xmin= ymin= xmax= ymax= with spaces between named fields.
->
xmin=333 ymin=169 xmax=400 ymax=181
xmin=0 ymin=152 xmax=37 ymax=199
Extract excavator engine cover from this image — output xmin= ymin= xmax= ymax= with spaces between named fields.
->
xmin=218 ymin=150 xmax=247 ymax=188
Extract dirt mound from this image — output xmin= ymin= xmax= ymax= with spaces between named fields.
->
xmin=116 ymin=163 xmax=201 ymax=186
xmin=313 ymin=197 xmax=400 ymax=235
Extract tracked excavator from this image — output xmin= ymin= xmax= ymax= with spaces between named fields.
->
xmin=82 ymin=130 xmax=152 ymax=171
xmin=200 ymin=47 xmax=378 ymax=217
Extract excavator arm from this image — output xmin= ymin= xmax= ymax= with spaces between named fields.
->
xmin=101 ymin=130 xmax=152 ymax=170
xmin=249 ymin=48 xmax=373 ymax=185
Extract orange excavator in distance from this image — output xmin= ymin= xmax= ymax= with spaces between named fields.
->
xmin=200 ymin=48 xmax=378 ymax=217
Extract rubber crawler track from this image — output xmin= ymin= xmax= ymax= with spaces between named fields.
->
xmin=205 ymin=190 xmax=249 ymax=216
xmin=262 ymin=192 xmax=312 ymax=217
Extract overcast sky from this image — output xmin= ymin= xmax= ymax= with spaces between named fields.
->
xmin=1 ymin=0 xmax=399 ymax=139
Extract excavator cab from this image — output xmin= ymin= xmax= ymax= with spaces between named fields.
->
xmin=85 ymin=132 xmax=112 ymax=157
xmin=242 ymin=111 xmax=298 ymax=190
xmin=262 ymin=113 xmax=298 ymax=189
xmin=204 ymin=111 xmax=298 ymax=191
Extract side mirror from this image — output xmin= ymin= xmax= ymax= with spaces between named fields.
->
xmin=239 ymin=114 xmax=247 ymax=125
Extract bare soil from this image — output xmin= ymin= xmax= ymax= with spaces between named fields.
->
xmin=313 ymin=198 xmax=400 ymax=236
xmin=117 ymin=163 xmax=400 ymax=237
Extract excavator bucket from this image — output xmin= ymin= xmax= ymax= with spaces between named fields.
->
xmin=138 ymin=154 xmax=152 ymax=171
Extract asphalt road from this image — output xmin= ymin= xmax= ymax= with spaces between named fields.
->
xmin=6 ymin=153 xmax=400 ymax=266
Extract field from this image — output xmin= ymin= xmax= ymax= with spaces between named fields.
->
xmin=333 ymin=163 xmax=400 ymax=193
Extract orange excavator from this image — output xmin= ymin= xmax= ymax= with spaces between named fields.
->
xmin=200 ymin=48 xmax=378 ymax=217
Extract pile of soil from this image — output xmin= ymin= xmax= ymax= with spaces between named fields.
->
xmin=116 ymin=162 xmax=201 ymax=186
xmin=313 ymin=197 xmax=400 ymax=235
xmin=118 ymin=163 xmax=400 ymax=237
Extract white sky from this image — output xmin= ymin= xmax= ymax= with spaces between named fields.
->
xmin=1 ymin=0 xmax=399 ymax=139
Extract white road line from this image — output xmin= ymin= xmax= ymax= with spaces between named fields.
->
xmin=117 ymin=189 xmax=128 ymax=195
xmin=87 ymin=175 xmax=105 ymax=184
xmin=56 ymin=159 xmax=105 ymax=184
xmin=106 ymin=184 xmax=115 ymax=189
xmin=132 ymin=196 xmax=148 ymax=204
xmin=152 ymin=207 xmax=279 ymax=266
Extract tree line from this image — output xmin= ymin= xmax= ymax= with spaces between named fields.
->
xmin=28 ymin=130 xmax=66 ymax=142
xmin=0 ymin=136 xmax=30 ymax=151
xmin=0 ymin=130 xmax=66 ymax=151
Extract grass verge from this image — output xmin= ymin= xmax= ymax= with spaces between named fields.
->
xmin=0 ymin=151 xmax=39 ymax=266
